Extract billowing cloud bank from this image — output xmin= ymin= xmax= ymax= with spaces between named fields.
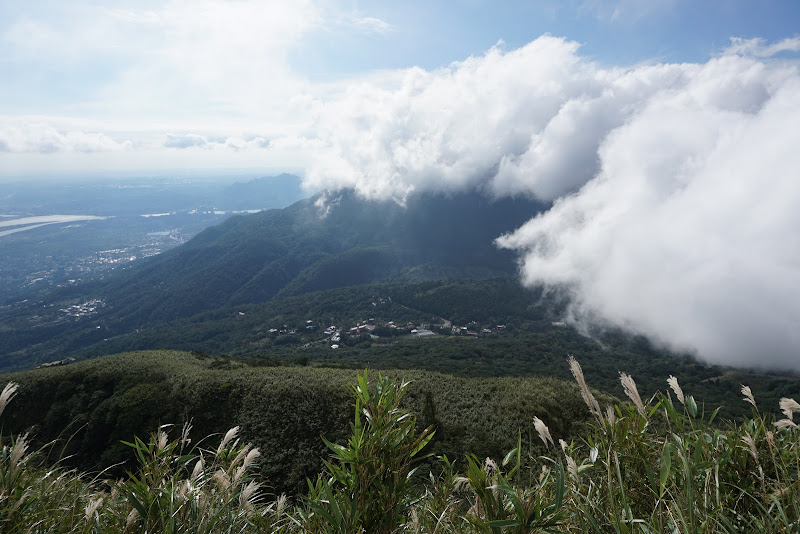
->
xmin=301 ymin=36 xmax=800 ymax=369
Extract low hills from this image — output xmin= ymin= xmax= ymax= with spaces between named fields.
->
xmin=2 ymin=349 xmax=600 ymax=495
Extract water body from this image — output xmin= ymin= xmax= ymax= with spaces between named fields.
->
xmin=0 ymin=215 xmax=108 ymax=228
xmin=0 ymin=215 xmax=108 ymax=238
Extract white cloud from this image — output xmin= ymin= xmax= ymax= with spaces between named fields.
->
xmin=300 ymin=36 xmax=697 ymax=202
xmin=0 ymin=120 xmax=131 ymax=153
xmin=296 ymin=35 xmax=800 ymax=370
xmin=724 ymin=37 xmax=800 ymax=58
xmin=1 ymin=1 xmax=322 ymax=121
xmin=346 ymin=15 xmax=394 ymax=35
xmin=163 ymin=134 xmax=208 ymax=149
xmin=497 ymin=77 xmax=800 ymax=369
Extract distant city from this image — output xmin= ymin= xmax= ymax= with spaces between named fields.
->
xmin=0 ymin=174 xmax=306 ymax=304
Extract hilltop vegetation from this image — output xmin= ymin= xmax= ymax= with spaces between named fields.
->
xmin=3 ymin=350 xmax=601 ymax=496
xmin=2 ymin=363 xmax=800 ymax=532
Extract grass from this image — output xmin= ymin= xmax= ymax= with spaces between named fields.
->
xmin=1 ymin=358 xmax=799 ymax=532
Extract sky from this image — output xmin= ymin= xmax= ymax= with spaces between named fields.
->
xmin=1 ymin=0 xmax=798 ymax=177
xmin=2 ymin=0 xmax=800 ymax=370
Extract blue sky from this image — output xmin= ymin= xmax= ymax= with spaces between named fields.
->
xmin=295 ymin=1 xmax=800 ymax=73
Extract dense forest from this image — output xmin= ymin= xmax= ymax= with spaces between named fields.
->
xmin=3 ymin=350 xmax=603 ymax=496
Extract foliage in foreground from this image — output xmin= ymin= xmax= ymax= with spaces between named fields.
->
xmin=2 ymin=360 xmax=800 ymax=533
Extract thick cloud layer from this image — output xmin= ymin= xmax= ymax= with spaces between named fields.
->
xmin=300 ymin=36 xmax=800 ymax=370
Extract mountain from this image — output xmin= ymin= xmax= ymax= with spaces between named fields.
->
xmin=0 ymin=173 xmax=306 ymax=217
xmin=217 ymin=173 xmax=306 ymax=210
xmin=0 ymin=190 xmax=547 ymax=369
xmin=96 ymin=190 xmax=546 ymax=320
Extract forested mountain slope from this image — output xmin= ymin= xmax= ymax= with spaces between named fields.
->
xmin=0 ymin=191 xmax=546 ymax=369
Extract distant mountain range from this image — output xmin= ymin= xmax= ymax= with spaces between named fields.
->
xmin=0 ymin=173 xmax=307 ymax=217
xmin=0 ymin=189 xmax=547 ymax=369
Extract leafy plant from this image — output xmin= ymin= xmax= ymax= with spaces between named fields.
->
xmin=303 ymin=370 xmax=435 ymax=533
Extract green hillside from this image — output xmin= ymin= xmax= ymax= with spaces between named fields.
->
xmin=3 ymin=350 xmax=601 ymax=495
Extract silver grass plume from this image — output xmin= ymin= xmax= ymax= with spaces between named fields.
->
xmin=774 ymin=419 xmax=798 ymax=431
xmin=741 ymin=431 xmax=759 ymax=462
xmin=533 ymin=416 xmax=554 ymax=448
xmin=741 ymin=385 xmax=757 ymax=408
xmin=779 ymin=398 xmax=800 ymax=421
xmin=217 ymin=426 xmax=240 ymax=454
xmin=667 ymin=375 xmax=684 ymax=405
xmin=620 ymin=372 xmax=646 ymax=418
xmin=568 ymin=356 xmax=603 ymax=425
xmin=84 ymin=496 xmax=103 ymax=521
xmin=180 ymin=420 xmax=193 ymax=447
xmin=0 ymin=382 xmax=19 ymax=419
xmin=156 ymin=430 xmax=168 ymax=453
xmin=605 ymin=405 xmax=616 ymax=428
xmin=238 ymin=480 xmax=260 ymax=514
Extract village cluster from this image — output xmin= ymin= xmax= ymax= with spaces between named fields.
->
xmin=263 ymin=317 xmax=508 ymax=350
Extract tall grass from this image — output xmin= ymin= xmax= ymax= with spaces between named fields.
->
xmin=1 ymin=360 xmax=799 ymax=532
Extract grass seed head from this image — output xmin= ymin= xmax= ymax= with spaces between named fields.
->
xmin=84 ymin=496 xmax=103 ymax=521
xmin=667 ymin=375 xmax=684 ymax=405
xmin=218 ymin=426 xmax=240 ymax=454
xmin=741 ymin=385 xmax=756 ymax=408
xmin=180 ymin=420 xmax=193 ymax=446
xmin=125 ymin=509 xmax=139 ymax=531
xmin=534 ymin=416 xmax=554 ymax=448
xmin=741 ymin=432 xmax=759 ymax=462
xmin=484 ymin=457 xmax=499 ymax=478
xmin=620 ymin=373 xmax=646 ymax=418
xmin=774 ymin=418 xmax=798 ymax=431
xmin=239 ymin=480 xmax=259 ymax=513
xmin=568 ymin=356 xmax=603 ymax=424
xmin=156 ymin=430 xmax=168 ymax=452
xmin=213 ymin=469 xmax=231 ymax=491
xmin=230 ymin=443 xmax=252 ymax=472
xmin=191 ymin=458 xmax=204 ymax=481
xmin=779 ymin=398 xmax=800 ymax=420
xmin=453 ymin=476 xmax=471 ymax=493
xmin=605 ymin=405 xmax=616 ymax=427
xmin=236 ymin=448 xmax=261 ymax=483
xmin=565 ymin=454 xmax=578 ymax=480
xmin=766 ymin=430 xmax=776 ymax=450
xmin=0 ymin=382 xmax=19 ymax=419
xmin=10 ymin=433 xmax=29 ymax=468
xmin=276 ymin=493 xmax=287 ymax=515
